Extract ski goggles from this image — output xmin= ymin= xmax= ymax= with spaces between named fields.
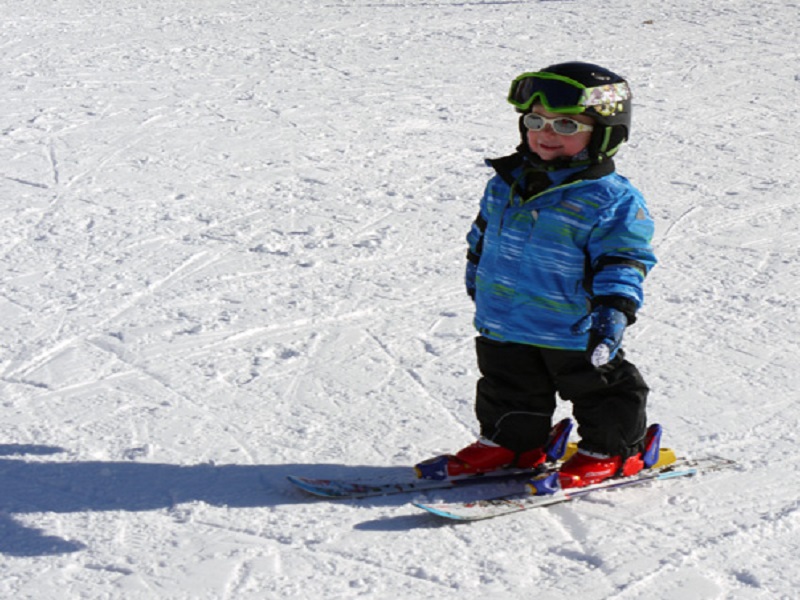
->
xmin=522 ymin=113 xmax=594 ymax=136
xmin=508 ymin=72 xmax=631 ymax=114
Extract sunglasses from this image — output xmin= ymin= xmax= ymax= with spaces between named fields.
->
xmin=508 ymin=72 xmax=631 ymax=114
xmin=523 ymin=112 xmax=594 ymax=136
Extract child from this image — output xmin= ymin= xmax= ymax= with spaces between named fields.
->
xmin=416 ymin=62 xmax=660 ymax=489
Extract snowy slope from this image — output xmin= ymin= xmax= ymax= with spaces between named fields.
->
xmin=1 ymin=0 xmax=799 ymax=598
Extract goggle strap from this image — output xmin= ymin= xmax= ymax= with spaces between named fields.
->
xmin=522 ymin=71 xmax=587 ymax=90
xmin=578 ymin=82 xmax=632 ymax=107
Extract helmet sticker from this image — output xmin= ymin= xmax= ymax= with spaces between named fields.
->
xmin=579 ymin=82 xmax=631 ymax=116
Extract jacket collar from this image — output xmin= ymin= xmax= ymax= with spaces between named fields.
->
xmin=486 ymin=151 xmax=615 ymax=197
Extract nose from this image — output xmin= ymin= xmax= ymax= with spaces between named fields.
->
xmin=540 ymin=122 xmax=558 ymax=136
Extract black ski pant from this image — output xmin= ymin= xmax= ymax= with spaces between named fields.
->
xmin=474 ymin=336 xmax=649 ymax=458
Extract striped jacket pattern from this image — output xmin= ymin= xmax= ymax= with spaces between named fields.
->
xmin=467 ymin=156 xmax=656 ymax=350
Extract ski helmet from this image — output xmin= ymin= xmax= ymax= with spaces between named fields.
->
xmin=508 ymin=61 xmax=633 ymax=163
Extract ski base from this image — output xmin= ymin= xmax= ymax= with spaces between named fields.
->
xmin=413 ymin=455 xmax=737 ymax=521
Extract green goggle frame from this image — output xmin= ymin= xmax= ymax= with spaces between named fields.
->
xmin=508 ymin=72 xmax=631 ymax=117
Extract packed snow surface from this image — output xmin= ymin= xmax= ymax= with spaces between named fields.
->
xmin=1 ymin=1 xmax=799 ymax=598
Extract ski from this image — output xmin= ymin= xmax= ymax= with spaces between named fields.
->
xmin=287 ymin=445 xmax=676 ymax=500
xmin=288 ymin=418 xmax=579 ymax=499
xmin=287 ymin=466 xmax=543 ymax=499
xmin=412 ymin=455 xmax=737 ymax=521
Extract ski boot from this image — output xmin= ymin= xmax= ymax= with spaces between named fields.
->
xmin=528 ymin=423 xmax=663 ymax=495
xmin=415 ymin=418 xmax=573 ymax=481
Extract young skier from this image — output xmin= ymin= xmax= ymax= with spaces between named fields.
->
xmin=416 ymin=62 xmax=661 ymax=490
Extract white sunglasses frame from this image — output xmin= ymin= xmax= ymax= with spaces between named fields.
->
xmin=523 ymin=112 xmax=594 ymax=136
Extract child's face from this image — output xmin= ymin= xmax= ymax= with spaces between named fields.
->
xmin=525 ymin=104 xmax=594 ymax=161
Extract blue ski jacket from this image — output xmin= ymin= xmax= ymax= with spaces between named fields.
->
xmin=467 ymin=155 xmax=656 ymax=350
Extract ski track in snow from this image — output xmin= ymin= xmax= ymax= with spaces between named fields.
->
xmin=1 ymin=0 xmax=799 ymax=598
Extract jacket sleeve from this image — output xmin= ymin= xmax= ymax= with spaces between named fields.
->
xmin=586 ymin=191 xmax=657 ymax=320
xmin=465 ymin=187 xmax=490 ymax=299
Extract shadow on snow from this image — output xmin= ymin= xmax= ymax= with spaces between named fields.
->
xmin=0 ymin=445 xmax=416 ymax=557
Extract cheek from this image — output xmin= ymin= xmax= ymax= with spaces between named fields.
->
xmin=563 ymin=133 xmax=592 ymax=154
xmin=526 ymin=129 xmax=554 ymax=147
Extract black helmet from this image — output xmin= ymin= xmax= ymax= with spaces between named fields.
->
xmin=508 ymin=61 xmax=633 ymax=163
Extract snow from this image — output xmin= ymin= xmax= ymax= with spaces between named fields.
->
xmin=1 ymin=0 xmax=799 ymax=597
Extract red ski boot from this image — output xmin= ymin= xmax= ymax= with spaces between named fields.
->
xmin=528 ymin=424 xmax=663 ymax=494
xmin=557 ymin=424 xmax=662 ymax=489
xmin=415 ymin=418 xmax=573 ymax=480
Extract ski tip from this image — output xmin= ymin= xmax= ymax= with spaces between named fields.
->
xmin=287 ymin=475 xmax=323 ymax=488
xmin=412 ymin=502 xmax=472 ymax=521
xmin=286 ymin=475 xmax=320 ymax=494
xmin=286 ymin=475 xmax=309 ymax=489
xmin=287 ymin=475 xmax=349 ymax=498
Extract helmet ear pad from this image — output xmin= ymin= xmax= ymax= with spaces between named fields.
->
xmin=587 ymin=124 xmax=628 ymax=162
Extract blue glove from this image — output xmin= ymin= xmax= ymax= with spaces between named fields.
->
xmin=466 ymin=261 xmax=478 ymax=300
xmin=572 ymin=305 xmax=628 ymax=367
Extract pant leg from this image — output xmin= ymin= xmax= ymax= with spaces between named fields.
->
xmin=474 ymin=337 xmax=557 ymax=453
xmin=542 ymin=349 xmax=648 ymax=458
